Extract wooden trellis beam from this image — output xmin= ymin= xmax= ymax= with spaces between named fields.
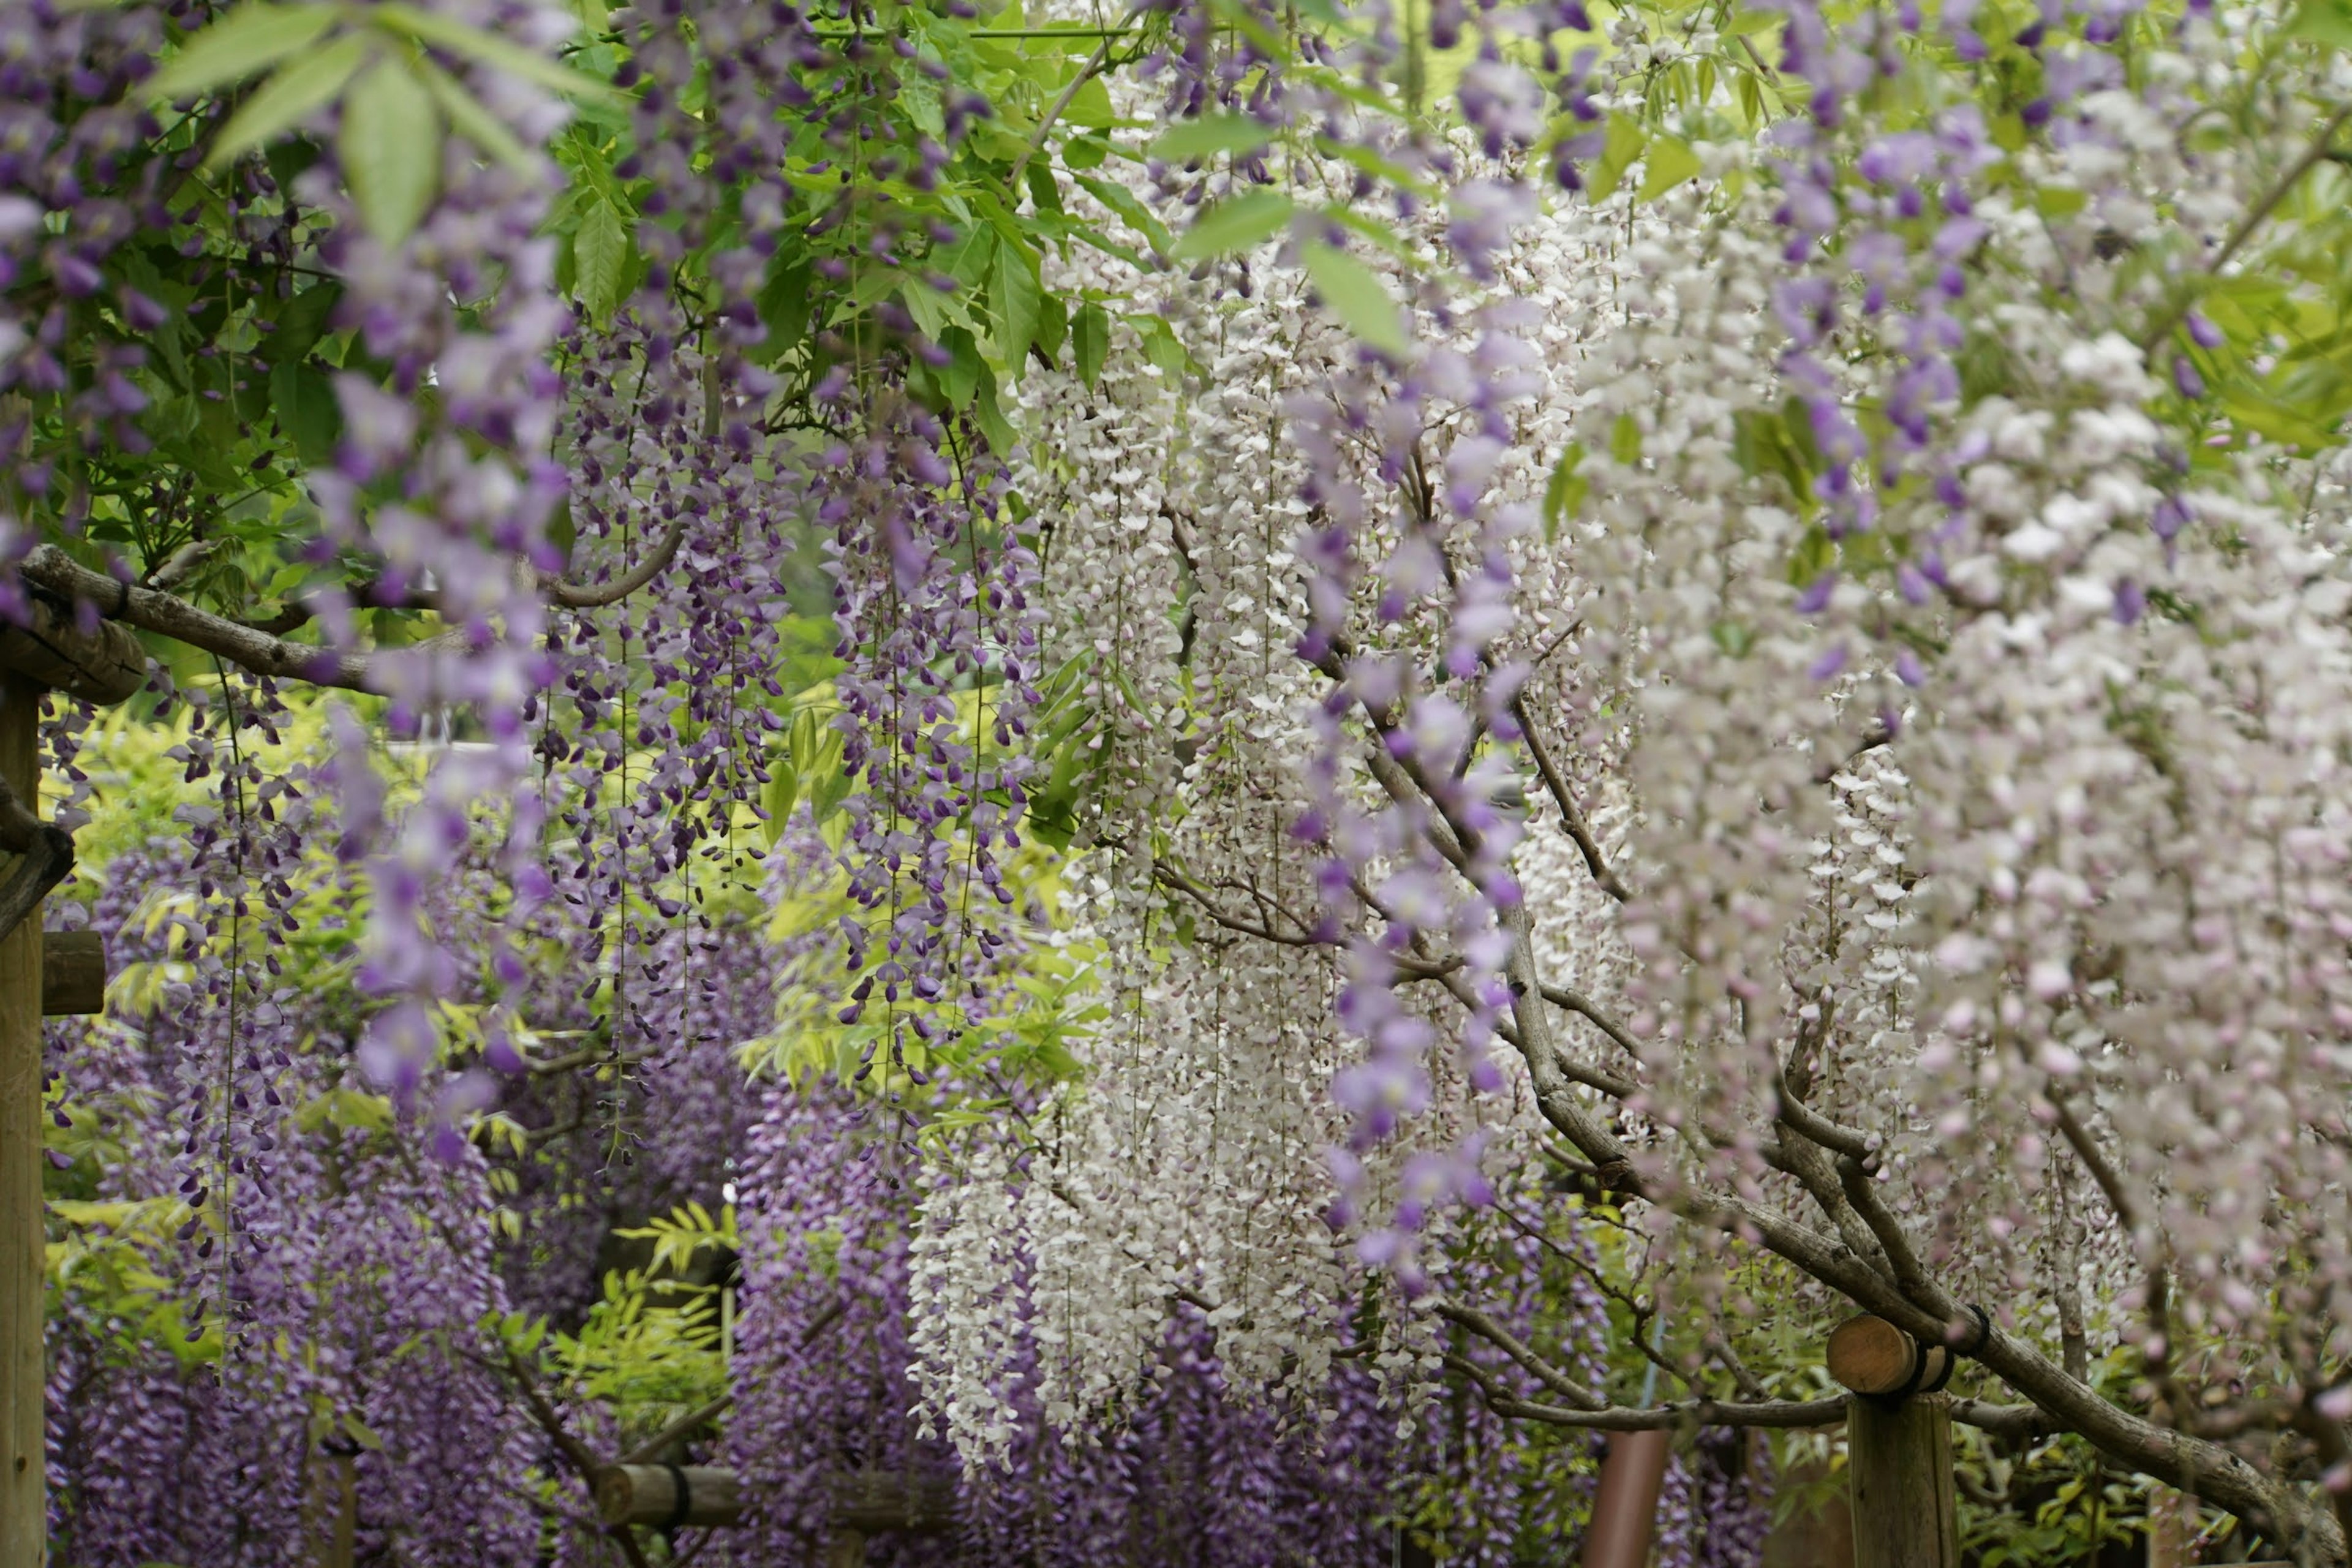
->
xmin=594 ymin=1465 xmax=956 ymax=1531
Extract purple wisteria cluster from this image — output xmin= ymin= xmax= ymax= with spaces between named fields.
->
xmin=0 ymin=0 xmax=183 ymax=561
xmin=42 ymin=829 xmax=540 ymax=1566
xmin=727 ymin=1079 xmax=1683 ymax=1567
xmin=1755 ymin=0 xmax=2192 ymax=633
xmin=1289 ymin=309 xmax=1556 ymax=1283
xmin=820 ymin=391 xmax=1043 ymax=1102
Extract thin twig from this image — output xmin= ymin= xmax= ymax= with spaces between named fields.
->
xmin=2141 ymin=100 xmax=2352 ymax=353
xmin=1512 ymin=695 xmax=1630 ymax=902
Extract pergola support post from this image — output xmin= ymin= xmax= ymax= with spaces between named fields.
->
xmin=1846 ymin=1392 xmax=1959 ymax=1568
xmin=1827 ymin=1315 xmax=1961 ymax=1568
xmin=2 ymin=677 xmax=45 ymax=1568
xmin=1581 ymin=1428 xmax=1672 ymax=1568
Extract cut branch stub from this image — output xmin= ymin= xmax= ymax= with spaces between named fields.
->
xmin=41 ymin=930 xmax=104 ymax=1016
xmin=1828 ymin=1314 xmax=1950 ymax=1399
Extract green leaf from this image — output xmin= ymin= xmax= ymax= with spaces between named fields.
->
xmin=1072 ymin=302 xmax=1109 ymax=390
xmin=1063 ymin=77 xmax=1115 ymax=129
xmin=1072 ymin=173 xmax=1174 ymax=255
xmin=1733 ymin=406 xmax=1814 ymax=502
xmin=1609 ymin=411 xmax=1642 ymax=465
xmin=1133 ymin=314 xmax=1190 ymax=380
xmin=1150 ymin=114 xmax=1275 ymax=163
xmin=149 ymin=3 xmax=341 ymax=101
xmin=1638 ymin=135 xmax=1702 ymax=200
xmin=572 ymin=197 xmax=630 ymax=325
xmin=2286 ymin=0 xmax=2352 ymax=47
xmin=1025 ymin=161 xmax=1064 ymax=217
xmin=255 ymin=283 xmax=344 ymax=365
xmin=371 ymin=4 xmax=625 ymax=102
xmin=1787 ymin=523 xmax=1834 ymax=586
xmin=990 ymin=239 xmax=1042 ymax=370
xmin=972 ymin=365 xmax=1018 ymax=454
xmin=902 ymin=275 xmax=954 ymax=344
xmin=1542 ymin=442 xmax=1587 ymax=540
xmin=270 ymin=361 xmax=341 ymax=468
xmin=340 ymin=60 xmax=442 ymax=241
xmin=1170 ymin=189 xmax=1294 ymax=261
xmin=206 ymin=33 xmax=371 ymax=169
xmin=927 ymin=325 xmax=977 ymax=409
xmin=1586 ymin=113 xmax=1646 ymax=203
xmin=417 ymin=59 xmax=535 ymax=170
xmin=1300 ymin=241 xmax=1407 ymax=356
xmin=1033 ymin=292 xmax=1068 ymax=365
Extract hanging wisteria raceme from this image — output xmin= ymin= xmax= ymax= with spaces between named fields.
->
xmin=22 ymin=0 xmax=2352 ymax=1557
xmin=821 ymin=387 xmax=1043 ymax=1107
xmin=0 ymin=0 xmax=184 ymax=569
xmin=42 ymin=823 xmax=541 ymax=1567
xmin=739 ymin=1076 xmax=1652 ymax=1567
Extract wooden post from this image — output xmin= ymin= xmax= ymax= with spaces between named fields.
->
xmin=1581 ymin=1428 xmax=1672 ymax=1568
xmin=1845 ymin=1393 xmax=1958 ymax=1568
xmin=1828 ymin=1316 xmax=1960 ymax=1568
xmin=1 ymin=677 xmax=43 ymax=1568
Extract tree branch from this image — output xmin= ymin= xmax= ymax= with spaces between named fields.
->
xmin=1434 ymin=1300 xmax=1607 ymax=1409
xmin=1512 ymin=693 xmax=1630 ymax=902
xmin=547 ymin=515 xmax=690 ymax=610
xmin=2140 ymin=100 xmax=2352 ymax=353
xmin=1444 ymin=1350 xmax=1845 ymax=1430
xmin=21 ymin=545 xmax=378 ymax=693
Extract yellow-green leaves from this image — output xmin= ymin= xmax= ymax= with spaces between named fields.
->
xmin=341 ymin=60 xmax=440 ymax=242
xmin=1585 ymin=113 xmax=1647 ymax=202
xmin=1170 ymin=189 xmax=1294 ymax=260
xmin=369 ymin=3 xmax=622 ymax=102
xmin=1610 ymin=412 xmax=1643 ymax=465
xmin=571 ymin=195 xmax=631 ymax=326
xmin=1542 ymin=442 xmax=1588 ymax=539
xmin=1072 ymin=301 xmax=1110 ymax=390
xmin=1638 ymin=135 xmax=1702 ymax=201
xmin=1150 ymin=113 xmax=1277 ymax=163
xmin=1301 ymin=241 xmax=1408 ymax=356
xmin=992 ymin=235 xmax=1045 ymax=370
xmin=2287 ymin=0 xmax=2352 ymax=47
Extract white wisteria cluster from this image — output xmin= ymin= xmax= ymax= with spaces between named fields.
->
xmin=894 ymin=0 xmax=2352 ymax=1554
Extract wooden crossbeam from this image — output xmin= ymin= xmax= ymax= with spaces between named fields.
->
xmin=594 ymin=1465 xmax=956 ymax=1534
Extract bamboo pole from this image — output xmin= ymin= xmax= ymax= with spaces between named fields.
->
xmin=1 ymin=676 xmax=44 ymax=1568
xmin=592 ymin=1464 xmax=955 ymax=1534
